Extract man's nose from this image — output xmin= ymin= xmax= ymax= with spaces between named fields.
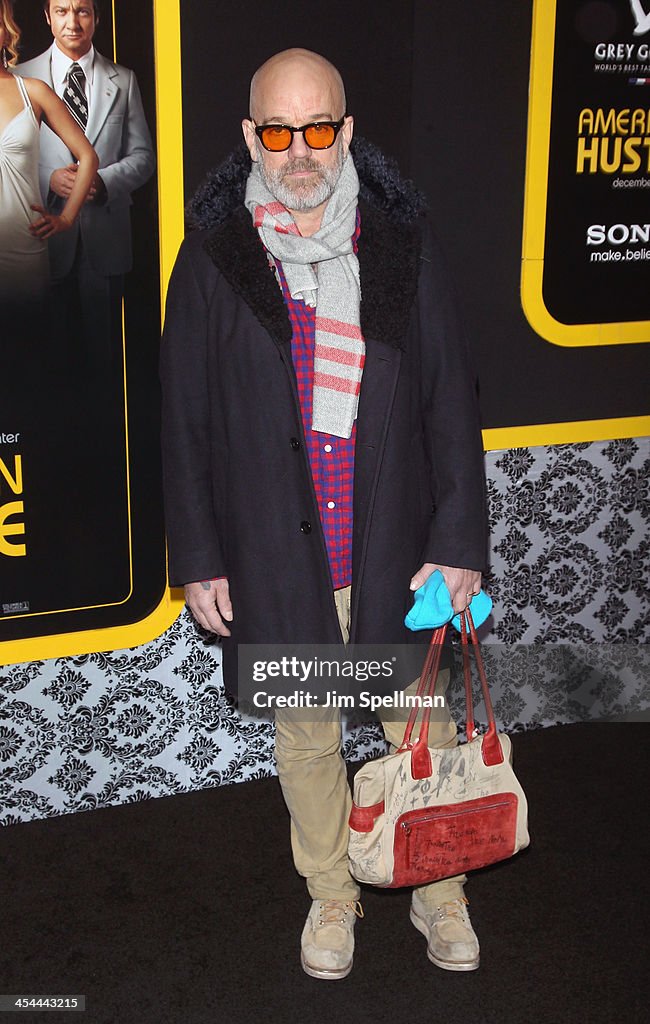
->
xmin=288 ymin=129 xmax=311 ymax=158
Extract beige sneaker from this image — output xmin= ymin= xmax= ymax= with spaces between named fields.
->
xmin=300 ymin=899 xmax=364 ymax=980
xmin=410 ymin=893 xmax=480 ymax=971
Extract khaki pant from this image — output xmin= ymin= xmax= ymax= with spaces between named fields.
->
xmin=274 ymin=585 xmax=467 ymax=905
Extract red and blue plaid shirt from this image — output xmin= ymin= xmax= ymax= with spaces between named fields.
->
xmin=207 ymin=216 xmax=361 ymax=589
xmin=273 ymin=214 xmax=361 ymax=589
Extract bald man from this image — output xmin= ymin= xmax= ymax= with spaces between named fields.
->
xmin=161 ymin=49 xmax=488 ymax=980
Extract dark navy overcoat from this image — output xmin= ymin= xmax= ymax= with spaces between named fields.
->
xmin=160 ymin=141 xmax=488 ymax=692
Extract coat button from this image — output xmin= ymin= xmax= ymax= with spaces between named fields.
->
xmin=290 ymin=437 xmax=300 ymax=450
xmin=300 ymin=521 xmax=312 ymax=534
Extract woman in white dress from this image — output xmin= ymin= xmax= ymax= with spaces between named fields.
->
xmin=0 ymin=0 xmax=98 ymax=303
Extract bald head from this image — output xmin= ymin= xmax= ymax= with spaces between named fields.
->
xmin=249 ymin=48 xmax=346 ymax=123
xmin=242 ymin=48 xmax=353 ymax=230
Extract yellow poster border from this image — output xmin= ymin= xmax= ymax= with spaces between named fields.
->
xmin=482 ymin=415 xmax=649 ymax=451
xmin=521 ymin=0 xmax=650 ymax=347
xmin=0 ymin=1 xmax=186 ymax=668
xmin=2 ymin=1 xmax=648 ymax=668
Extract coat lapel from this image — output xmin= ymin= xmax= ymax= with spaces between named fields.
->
xmin=351 ymin=203 xmax=421 ymax=619
xmin=357 ymin=199 xmax=421 ymax=350
xmin=32 ymin=48 xmax=71 ymax=164
xmin=203 ymin=207 xmax=293 ymax=350
xmin=37 ymin=48 xmax=56 ymax=89
xmin=85 ymin=52 xmax=118 ymax=146
xmin=353 ymin=338 xmax=402 ymax=527
xmin=201 ymin=199 xmax=422 ymax=352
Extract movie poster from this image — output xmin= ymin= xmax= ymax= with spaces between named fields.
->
xmin=524 ymin=0 xmax=650 ymax=343
xmin=0 ymin=1 xmax=168 ymax=655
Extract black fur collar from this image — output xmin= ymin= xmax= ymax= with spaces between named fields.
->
xmin=188 ymin=137 xmax=426 ymax=230
xmin=194 ymin=138 xmax=427 ymax=351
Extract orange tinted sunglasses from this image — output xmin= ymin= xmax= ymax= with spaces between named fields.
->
xmin=254 ymin=117 xmax=346 ymax=152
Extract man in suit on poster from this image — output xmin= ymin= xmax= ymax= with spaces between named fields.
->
xmin=17 ymin=0 xmax=155 ymax=374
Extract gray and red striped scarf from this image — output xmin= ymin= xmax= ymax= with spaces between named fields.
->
xmin=244 ymin=154 xmax=364 ymax=439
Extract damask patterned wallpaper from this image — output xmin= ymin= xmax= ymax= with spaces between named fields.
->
xmin=1 ymin=438 xmax=648 ymax=824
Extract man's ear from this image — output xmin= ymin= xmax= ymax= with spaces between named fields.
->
xmin=341 ymin=114 xmax=354 ymax=155
xmin=242 ymin=118 xmax=258 ymax=162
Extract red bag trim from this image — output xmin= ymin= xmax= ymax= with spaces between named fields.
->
xmin=349 ymin=800 xmax=385 ymax=833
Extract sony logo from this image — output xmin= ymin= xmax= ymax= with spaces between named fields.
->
xmin=586 ymin=222 xmax=650 ymax=244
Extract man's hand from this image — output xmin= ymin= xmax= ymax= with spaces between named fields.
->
xmin=184 ymin=579 xmax=233 ymax=637
xmin=49 ymin=164 xmax=79 ymax=199
xmin=85 ymin=172 xmax=107 ymax=205
xmin=410 ymin=562 xmax=482 ymax=615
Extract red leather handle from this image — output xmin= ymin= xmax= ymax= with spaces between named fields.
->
xmin=397 ymin=625 xmax=446 ymax=751
xmin=395 ymin=626 xmax=446 ymax=780
xmin=461 ymin=608 xmax=504 ymax=767
xmin=397 ymin=607 xmax=503 ymax=777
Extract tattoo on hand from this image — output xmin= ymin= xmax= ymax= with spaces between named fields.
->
xmin=200 ymin=580 xmax=211 ymax=591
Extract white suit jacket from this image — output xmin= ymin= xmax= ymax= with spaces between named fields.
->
xmin=17 ymin=45 xmax=155 ymax=278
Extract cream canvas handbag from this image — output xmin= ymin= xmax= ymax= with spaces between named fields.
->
xmin=348 ymin=611 xmax=530 ymax=888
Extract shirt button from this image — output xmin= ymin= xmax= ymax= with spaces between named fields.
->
xmin=300 ymin=521 xmax=312 ymax=534
xmin=324 ymin=444 xmax=332 ymax=452
xmin=327 ymin=501 xmax=336 ymax=509
xmin=290 ymin=437 xmax=300 ymax=450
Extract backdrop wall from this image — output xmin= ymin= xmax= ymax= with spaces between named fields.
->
xmin=2 ymin=438 xmax=648 ymax=823
xmin=1 ymin=1 xmax=648 ymax=823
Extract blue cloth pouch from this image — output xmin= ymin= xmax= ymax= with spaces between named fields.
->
xmin=404 ymin=569 xmax=493 ymax=632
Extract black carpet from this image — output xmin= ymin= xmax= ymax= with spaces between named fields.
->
xmin=1 ymin=723 xmax=647 ymax=1024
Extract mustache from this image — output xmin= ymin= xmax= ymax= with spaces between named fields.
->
xmin=279 ymin=158 xmax=323 ymax=175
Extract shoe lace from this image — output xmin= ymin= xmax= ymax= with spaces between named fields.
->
xmin=437 ymin=897 xmax=469 ymax=919
xmin=319 ymin=899 xmax=364 ymax=925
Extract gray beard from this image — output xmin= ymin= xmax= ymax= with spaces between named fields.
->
xmin=255 ymin=140 xmax=345 ymax=211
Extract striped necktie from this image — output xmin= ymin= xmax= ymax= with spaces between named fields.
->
xmin=64 ymin=62 xmax=88 ymax=131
